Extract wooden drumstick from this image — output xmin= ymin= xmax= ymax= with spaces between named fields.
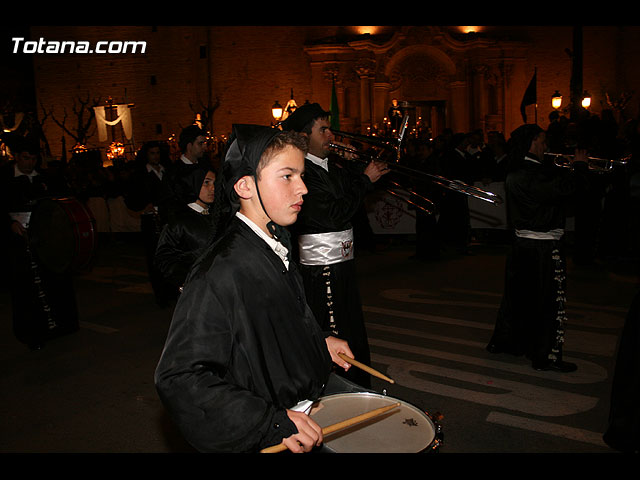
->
xmin=260 ymin=402 xmax=401 ymax=453
xmin=338 ymin=353 xmax=395 ymax=384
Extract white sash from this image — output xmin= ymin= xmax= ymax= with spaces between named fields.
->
xmin=298 ymin=228 xmax=354 ymax=266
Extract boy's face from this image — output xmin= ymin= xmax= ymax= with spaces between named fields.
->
xmin=16 ymin=151 xmax=38 ymax=174
xmin=236 ymin=145 xmax=307 ymax=233
xmin=257 ymin=145 xmax=307 ymax=228
xmin=198 ymin=171 xmax=216 ymax=206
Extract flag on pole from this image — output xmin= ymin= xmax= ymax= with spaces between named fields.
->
xmin=520 ymin=69 xmax=537 ymax=123
xmin=330 ymin=77 xmax=340 ymax=130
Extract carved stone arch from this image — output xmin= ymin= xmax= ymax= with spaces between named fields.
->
xmin=384 ymin=44 xmax=456 ymax=101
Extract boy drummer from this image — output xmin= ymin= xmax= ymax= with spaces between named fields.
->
xmin=155 ymin=125 xmax=357 ymax=453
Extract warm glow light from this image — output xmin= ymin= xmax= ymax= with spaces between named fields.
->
xmin=106 ymin=142 xmax=125 ymax=160
xmin=582 ymin=92 xmax=591 ymax=109
xmin=459 ymin=26 xmax=483 ymax=34
xmin=551 ymin=91 xmax=563 ymax=109
xmin=272 ymin=100 xmax=283 ymax=121
xmin=355 ymin=26 xmax=380 ymax=36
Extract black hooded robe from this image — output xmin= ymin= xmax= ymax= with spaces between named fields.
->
xmin=155 ymin=217 xmax=333 ymax=453
xmin=154 ymin=166 xmax=214 ymax=290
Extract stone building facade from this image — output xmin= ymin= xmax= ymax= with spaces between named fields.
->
xmin=27 ymin=25 xmax=640 ymax=163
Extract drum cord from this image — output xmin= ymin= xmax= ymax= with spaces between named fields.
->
xmin=25 ymin=241 xmax=57 ymax=331
xmin=323 ymin=266 xmax=339 ymax=336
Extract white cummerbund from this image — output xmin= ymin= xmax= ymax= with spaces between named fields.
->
xmin=298 ymin=228 xmax=354 ymax=266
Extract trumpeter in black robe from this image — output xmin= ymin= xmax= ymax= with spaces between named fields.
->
xmin=487 ymin=124 xmax=589 ymax=371
xmin=291 ymin=156 xmax=374 ymax=388
xmin=281 ymin=103 xmax=387 ymax=389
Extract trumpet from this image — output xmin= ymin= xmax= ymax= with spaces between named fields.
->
xmin=331 ymin=115 xmax=409 ymax=163
xmin=385 ymin=179 xmax=437 ymax=216
xmin=328 ymin=131 xmax=503 ymax=206
xmin=546 ymin=152 xmax=631 ymax=173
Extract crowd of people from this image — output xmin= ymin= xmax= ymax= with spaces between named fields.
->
xmin=2 ymin=103 xmax=640 ymax=453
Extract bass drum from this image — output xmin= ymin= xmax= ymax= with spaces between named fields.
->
xmin=310 ymin=392 xmax=443 ymax=453
xmin=28 ymin=197 xmax=97 ymax=274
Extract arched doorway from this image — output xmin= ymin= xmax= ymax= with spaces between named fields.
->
xmin=384 ymin=45 xmax=457 ymax=137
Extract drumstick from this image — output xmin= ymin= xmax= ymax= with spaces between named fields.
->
xmin=338 ymin=353 xmax=395 ymax=384
xmin=260 ymin=402 xmax=401 ymax=453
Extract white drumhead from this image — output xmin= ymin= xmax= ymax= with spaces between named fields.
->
xmin=310 ymin=392 xmax=436 ymax=453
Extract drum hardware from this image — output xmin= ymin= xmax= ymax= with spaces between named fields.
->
xmin=338 ymin=353 xmax=395 ymax=384
xmin=260 ymin=401 xmax=401 ymax=453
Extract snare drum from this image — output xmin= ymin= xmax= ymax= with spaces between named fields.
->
xmin=310 ymin=392 xmax=442 ymax=453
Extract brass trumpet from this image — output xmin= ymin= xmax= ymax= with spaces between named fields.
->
xmin=546 ymin=152 xmax=631 ymax=173
xmin=328 ymin=128 xmax=503 ymax=206
xmin=331 ymin=115 xmax=409 ymax=163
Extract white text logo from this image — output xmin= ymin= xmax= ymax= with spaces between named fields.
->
xmin=12 ymin=37 xmax=147 ymax=54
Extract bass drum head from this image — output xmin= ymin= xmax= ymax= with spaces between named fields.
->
xmin=310 ymin=392 xmax=437 ymax=453
xmin=29 ymin=198 xmax=96 ymax=274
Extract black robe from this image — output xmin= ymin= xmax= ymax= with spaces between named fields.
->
xmin=603 ymin=288 xmax=640 ymax=453
xmin=489 ymin=159 xmax=589 ymax=364
xmin=155 ymin=217 xmax=333 ymax=453
xmin=0 ymin=163 xmax=78 ymax=348
xmin=154 ymin=205 xmax=214 ymax=289
xmin=291 ymin=158 xmax=373 ymax=388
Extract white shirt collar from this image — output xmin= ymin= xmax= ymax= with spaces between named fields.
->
xmin=235 ymin=211 xmax=289 ymax=269
xmin=188 ymin=202 xmax=207 ymax=213
xmin=14 ymin=164 xmax=38 ymax=179
xmin=180 ymin=154 xmax=194 ymax=165
xmin=524 ymin=154 xmax=541 ymax=164
xmin=146 ymin=162 xmax=164 ymax=179
xmin=306 ymin=152 xmax=328 ymax=171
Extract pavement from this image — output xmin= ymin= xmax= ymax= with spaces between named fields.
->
xmin=1 ymin=231 xmax=638 ymax=460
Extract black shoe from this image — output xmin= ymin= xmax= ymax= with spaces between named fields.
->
xmin=532 ymin=360 xmax=577 ymax=372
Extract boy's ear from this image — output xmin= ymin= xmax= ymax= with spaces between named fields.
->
xmin=233 ymin=175 xmax=254 ymax=200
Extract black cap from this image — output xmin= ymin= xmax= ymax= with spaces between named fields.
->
xmin=280 ymin=103 xmax=330 ymax=132
xmin=220 ymin=124 xmax=280 ymax=213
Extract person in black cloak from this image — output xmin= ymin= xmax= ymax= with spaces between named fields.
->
xmin=280 ymin=103 xmax=389 ymax=389
xmin=0 ymin=135 xmax=78 ymax=350
xmin=154 ymin=164 xmax=216 ymax=293
xmin=603 ymin=288 xmax=640 ymax=453
xmin=486 ymin=124 xmax=590 ymax=372
xmin=154 ymin=125 xmax=360 ymax=453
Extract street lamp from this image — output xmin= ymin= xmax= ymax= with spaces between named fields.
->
xmin=551 ymin=90 xmax=563 ymax=110
xmin=581 ymin=91 xmax=591 ymax=109
xmin=271 ymin=100 xmax=283 ymax=122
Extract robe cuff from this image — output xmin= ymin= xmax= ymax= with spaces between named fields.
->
xmin=260 ymin=408 xmax=298 ymax=450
